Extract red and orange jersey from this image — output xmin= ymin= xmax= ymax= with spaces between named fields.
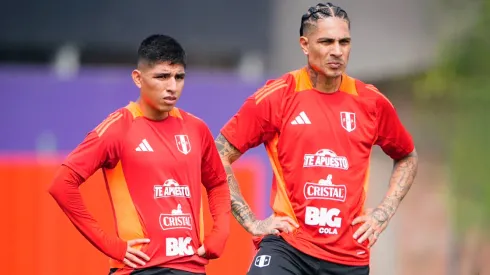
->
xmin=221 ymin=67 xmax=414 ymax=266
xmin=62 ymin=102 xmax=227 ymax=274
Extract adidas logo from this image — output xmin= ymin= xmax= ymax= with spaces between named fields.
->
xmin=291 ymin=111 xmax=311 ymax=125
xmin=135 ymin=139 xmax=154 ymax=152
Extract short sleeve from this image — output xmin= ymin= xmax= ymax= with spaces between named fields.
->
xmin=220 ymin=77 xmax=290 ymax=153
xmin=200 ymin=121 xmax=227 ymax=188
xmin=374 ymin=93 xmax=415 ymax=160
xmin=63 ymin=110 xmax=130 ymax=179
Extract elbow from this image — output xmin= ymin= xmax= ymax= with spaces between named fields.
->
xmin=48 ymin=168 xmax=64 ymax=199
xmin=219 ymin=156 xmax=232 ymax=167
xmin=48 ymin=165 xmax=81 ymax=200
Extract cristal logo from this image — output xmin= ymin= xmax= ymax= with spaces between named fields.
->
xmin=159 ymin=204 xmax=193 ymax=231
xmin=303 ymin=175 xmax=346 ymax=202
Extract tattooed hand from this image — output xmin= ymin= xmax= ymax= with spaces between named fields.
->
xmin=352 ymin=150 xmax=418 ymax=248
xmin=351 ymin=208 xmax=390 ymax=248
xmin=249 ymin=214 xmax=299 ymax=237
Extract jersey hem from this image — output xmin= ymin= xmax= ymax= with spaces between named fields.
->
xmin=110 ymin=263 xmax=206 ymax=274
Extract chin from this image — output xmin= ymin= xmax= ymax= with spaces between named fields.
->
xmin=325 ymin=69 xmax=344 ymax=78
xmin=158 ymin=105 xmax=175 ymax=113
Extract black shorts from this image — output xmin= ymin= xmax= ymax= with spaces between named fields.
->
xmin=247 ymin=235 xmax=369 ymax=275
xmin=109 ymin=267 xmax=205 ymax=275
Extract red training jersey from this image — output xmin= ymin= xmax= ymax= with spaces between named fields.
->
xmin=61 ymin=102 xmax=229 ymax=274
xmin=221 ymin=67 xmax=414 ymax=266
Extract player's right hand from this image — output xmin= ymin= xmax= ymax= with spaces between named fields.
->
xmin=123 ymin=238 xmax=151 ymax=268
xmin=249 ymin=214 xmax=299 ymax=237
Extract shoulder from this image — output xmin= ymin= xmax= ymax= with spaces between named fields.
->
xmin=174 ymin=108 xmax=210 ymax=131
xmin=251 ymin=70 xmax=298 ymax=103
xmin=93 ymin=105 xmax=135 ymax=138
xmin=354 ymin=78 xmax=395 ymax=109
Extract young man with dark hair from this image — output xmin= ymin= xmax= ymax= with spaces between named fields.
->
xmin=216 ymin=3 xmax=418 ymax=275
xmin=49 ymin=34 xmax=231 ymax=275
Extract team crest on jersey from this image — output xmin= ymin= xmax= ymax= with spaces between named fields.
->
xmin=175 ymin=135 xmax=191 ymax=155
xmin=340 ymin=112 xmax=356 ymax=132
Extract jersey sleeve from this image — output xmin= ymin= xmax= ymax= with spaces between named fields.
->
xmin=63 ymin=110 xmax=130 ymax=179
xmin=374 ymin=90 xmax=415 ymax=160
xmin=199 ymin=121 xmax=231 ymax=259
xmin=220 ymin=77 xmax=290 ymax=153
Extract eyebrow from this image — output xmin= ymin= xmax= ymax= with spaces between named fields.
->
xmin=317 ymin=37 xmax=351 ymax=42
xmin=152 ymin=72 xmax=186 ymax=77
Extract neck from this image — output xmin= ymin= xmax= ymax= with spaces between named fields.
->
xmin=307 ymin=66 xmax=342 ymax=94
xmin=136 ymin=98 xmax=169 ymax=121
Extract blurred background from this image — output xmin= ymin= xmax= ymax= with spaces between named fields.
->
xmin=1 ymin=0 xmax=489 ymax=274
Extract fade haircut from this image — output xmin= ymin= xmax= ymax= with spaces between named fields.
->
xmin=300 ymin=2 xmax=350 ymax=36
xmin=137 ymin=34 xmax=186 ymax=68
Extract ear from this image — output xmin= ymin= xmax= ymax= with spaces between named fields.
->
xmin=132 ymin=69 xmax=142 ymax=89
xmin=299 ymin=36 xmax=309 ymax=55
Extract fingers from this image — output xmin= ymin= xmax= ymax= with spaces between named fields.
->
xmin=351 ymin=215 xmax=368 ymax=226
xmin=278 ymin=216 xmax=300 ymax=228
xmin=270 ymin=228 xmax=280 ymax=235
xmin=357 ymin=226 xmax=374 ymax=244
xmin=124 ymin=250 xmax=146 ymax=267
xmin=197 ymin=245 xmax=206 ymax=257
xmin=127 ymin=238 xmax=151 ymax=246
xmin=123 ymin=238 xmax=151 ymax=268
xmin=274 ymin=221 xmax=295 ymax=234
xmin=254 ymin=215 xmax=299 ymax=236
xmin=128 ymin=247 xmax=150 ymax=261
xmin=368 ymin=232 xmax=379 ymax=248
xmin=123 ymin=258 xmax=138 ymax=269
xmin=353 ymin=222 xmax=370 ymax=240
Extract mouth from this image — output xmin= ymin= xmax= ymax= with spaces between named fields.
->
xmin=162 ymin=96 xmax=177 ymax=105
xmin=327 ymin=62 xmax=342 ymax=69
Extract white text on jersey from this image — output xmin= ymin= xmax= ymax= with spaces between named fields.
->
xmin=166 ymin=237 xmax=194 ymax=256
xmin=154 ymin=179 xmax=191 ymax=199
xmin=303 ymin=149 xmax=349 ymax=170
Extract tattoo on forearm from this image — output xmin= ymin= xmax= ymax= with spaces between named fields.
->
xmin=215 ymin=134 xmax=242 ymax=164
xmin=377 ymin=150 xmax=419 ymax=220
xmin=215 ymin=134 xmax=257 ymax=231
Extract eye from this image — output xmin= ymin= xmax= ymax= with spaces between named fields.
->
xmin=155 ymin=73 xmax=171 ymax=79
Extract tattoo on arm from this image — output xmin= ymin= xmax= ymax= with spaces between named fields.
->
xmin=374 ymin=150 xmax=419 ymax=222
xmin=215 ymin=134 xmax=257 ymax=232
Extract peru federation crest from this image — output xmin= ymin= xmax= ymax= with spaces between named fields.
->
xmin=340 ymin=112 xmax=356 ymax=132
xmin=175 ymin=135 xmax=191 ymax=155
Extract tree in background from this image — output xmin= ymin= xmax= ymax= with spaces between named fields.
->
xmin=416 ymin=0 xmax=490 ymax=272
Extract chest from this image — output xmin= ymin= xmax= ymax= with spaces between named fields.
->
xmin=120 ymin=118 xmax=201 ymax=173
xmin=279 ymin=92 xmax=377 ymax=156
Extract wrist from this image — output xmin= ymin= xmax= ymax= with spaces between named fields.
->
xmin=203 ymin=232 xmax=228 ymax=259
xmin=377 ymin=198 xmax=399 ymax=219
xmin=243 ymin=218 xmax=258 ymax=233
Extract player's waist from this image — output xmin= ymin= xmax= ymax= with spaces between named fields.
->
xmin=280 ymin=232 xmax=370 ymax=266
xmin=109 ymin=255 xmax=207 ymax=272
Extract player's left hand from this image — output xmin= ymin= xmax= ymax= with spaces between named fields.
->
xmin=351 ymin=208 xmax=391 ymax=248
xmin=197 ymin=245 xmax=206 ymax=258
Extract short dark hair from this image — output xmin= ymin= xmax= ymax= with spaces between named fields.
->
xmin=137 ymin=34 xmax=186 ymax=68
xmin=300 ymin=2 xmax=350 ymax=36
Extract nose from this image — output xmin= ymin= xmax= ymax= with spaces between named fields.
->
xmin=167 ymin=77 xmax=177 ymax=92
xmin=331 ymin=42 xmax=342 ymax=57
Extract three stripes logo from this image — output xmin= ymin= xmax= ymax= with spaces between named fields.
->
xmin=135 ymin=139 xmax=154 ymax=152
xmin=94 ymin=111 xmax=123 ymax=137
xmin=254 ymin=79 xmax=287 ymax=105
xmin=291 ymin=111 xmax=311 ymax=125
